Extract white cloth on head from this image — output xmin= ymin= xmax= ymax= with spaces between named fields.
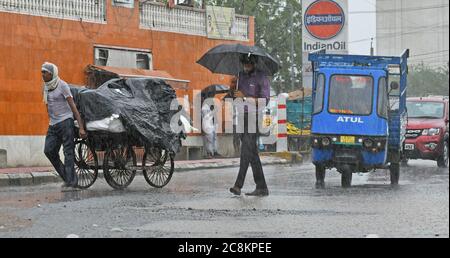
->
xmin=42 ymin=62 xmax=60 ymax=104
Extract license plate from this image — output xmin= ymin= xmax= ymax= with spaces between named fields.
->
xmin=404 ymin=144 xmax=415 ymax=150
xmin=340 ymin=136 xmax=355 ymax=144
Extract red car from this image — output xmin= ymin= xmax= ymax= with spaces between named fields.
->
xmin=403 ymin=96 xmax=449 ymax=168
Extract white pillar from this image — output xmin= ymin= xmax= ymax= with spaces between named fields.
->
xmin=277 ymin=93 xmax=289 ymax=152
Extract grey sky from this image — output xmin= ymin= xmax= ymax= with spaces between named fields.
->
xmin=348 ymin=0 xmax=376 ymax=55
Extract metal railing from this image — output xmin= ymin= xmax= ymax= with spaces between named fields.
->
xmin=0 ymin=0 xmax=106 ymax=23
xmin=235 ymin=15 xmax=250 ymax=41
xmin=140 ymin=2 xmax=206 ymax=36
xmin=0 ymin=1 xmax=249 ymax=39
xmin=140 ymin=2 xmax=249 ymax=40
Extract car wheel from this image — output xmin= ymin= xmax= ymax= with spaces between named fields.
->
xmin=437 ymin=141 xmax=449 ymax=168
xmin=400 ymin=158 xmax=408 ymax=167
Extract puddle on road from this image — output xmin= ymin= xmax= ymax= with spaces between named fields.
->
xmin=0 ymin=212 xmax=32 ymax=232
xmin=0 ymin=161 xmax=446 ymax=209
xmin=0 ymin=179 xmax=182 ymax=209
xmin=0 ymin=186 xmax=130 ymax=208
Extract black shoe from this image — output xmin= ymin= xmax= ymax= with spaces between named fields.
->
xmin=246 ymin=189 xmax=269 ymax=197
xmin=61 ymin=182 xmax=70 ymax=188
xmin=61 ymin=186 xmax=81 ymax=192
xmin=315 ymin=181 xmax=325 ymax=189
xmin=69 ymin=181 xmax=79 ymax=188
xmin=229 ymin=186 xmax=241 ymax=196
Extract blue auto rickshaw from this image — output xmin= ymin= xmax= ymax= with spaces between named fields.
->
xmin=309 ymin=49 xmax=410 ymax=188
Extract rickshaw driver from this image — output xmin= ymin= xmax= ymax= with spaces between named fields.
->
xmin=41 ymin=62 xmax=87 ymax=191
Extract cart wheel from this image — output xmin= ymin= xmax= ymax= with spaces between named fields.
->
xmin=143 ymin=148 xmax=174 ymax=188
xmin=74 ymin=140 xmax=98 ymax=189
xmin=103 ymin=146 xmax=137 ymax=190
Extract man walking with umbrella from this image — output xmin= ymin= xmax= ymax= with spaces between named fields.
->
xmin=197 ymin=44 xmax=279 ymax=197
xmin=229 ymin=54 xmax=270 ymax=197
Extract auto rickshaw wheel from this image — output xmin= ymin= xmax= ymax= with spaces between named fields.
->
xmin=341 ymin=166 xmax=353 ymax=188
xmin=315 ymin=165 xmax=326 ymax=189
xmin=390 ymin=162 xmax=400 ymax=185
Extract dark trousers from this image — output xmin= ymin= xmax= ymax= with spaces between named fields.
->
xmin=233 ymin=124 xmax=241 ymax=156
xmin=234 ymin=113 xmax=268 ymax=190
xmin=44 ymin=118 xmax=77 ymax=187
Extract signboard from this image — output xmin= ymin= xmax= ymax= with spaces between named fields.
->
xmin=302 ymin=0 xmax=348 ymax=88
xmin=206 ymin=6 xmax=238 ymax=40
xmin=304 ymin=0 xmax=346 ymax=41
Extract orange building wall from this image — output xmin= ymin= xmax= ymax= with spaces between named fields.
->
xmin=0 ymin=0 xmax=255 ymax=136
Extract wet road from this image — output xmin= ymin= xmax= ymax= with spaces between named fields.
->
xmin=0 ymin=160 xmax=448 ymax=238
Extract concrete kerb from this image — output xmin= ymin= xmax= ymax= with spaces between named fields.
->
xmin=0 ymin=174 xmax=9 ymax=187
xmin=0 ymin=172 xmax=62 ymax=187
xmin=7 ymin=173 xmax=34 ymax=186
xmin=31 ymin=172 xmax=61 ymax=184
xmin=260 ymin=152 xmax=304 ymax=164
xmin=174 ymin=157 xmax=293 ymax=172
xmin=0 ymin=156 xmax=297 ymax=187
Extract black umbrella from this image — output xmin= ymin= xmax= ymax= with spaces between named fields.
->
xmin=196 ymin=44 xmax=280 ymax=76
xmin=202 ymin=84 xmax=230 ymax=95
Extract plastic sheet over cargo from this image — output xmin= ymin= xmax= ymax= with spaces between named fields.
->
xmin=70 ymin=78 xmax=183 ymax=153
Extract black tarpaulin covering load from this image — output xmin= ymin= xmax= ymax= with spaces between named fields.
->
xmin=71 ymin=78 xmax=183 ymax=153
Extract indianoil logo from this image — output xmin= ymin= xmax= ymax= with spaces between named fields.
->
xmin=304 ymin=0 xmax=345 ymax=40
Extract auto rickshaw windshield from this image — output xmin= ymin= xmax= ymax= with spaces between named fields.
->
xmin=328 ymin=75 xmax=374 ymax=115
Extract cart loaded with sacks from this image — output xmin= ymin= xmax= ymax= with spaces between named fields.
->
xmin=70 ymin=78 xmax=184 ymax=190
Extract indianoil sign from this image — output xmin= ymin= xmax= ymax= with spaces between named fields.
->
xmin=302 ymin=0 xmax=348 ymax=88
xmin=302 ymin=0 xmax=348 ymax=52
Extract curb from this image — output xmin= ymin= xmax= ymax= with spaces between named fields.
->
xmin=260 ymin=152 xmax=303 ymax=164
xmin=0 ymin=171 xmax=63 ymax=187
xmin=0 ymin=157 xmax=293 ymax=187
xmin=0 ymin=174 xmax=9 ymax=187
xmin=174 ymin=157 xmax=291 ymax=172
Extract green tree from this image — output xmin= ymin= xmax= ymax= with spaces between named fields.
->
xmin=407 ymin=63 xmax=449 ymax=97
xmin=205 ymin=0 xmax=303 ymax=94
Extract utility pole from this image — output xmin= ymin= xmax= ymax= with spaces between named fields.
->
xmin=289 ymin=2 xmax=295 ymax=90
xmin=370 ymin=38 xmax=374 ymax=56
